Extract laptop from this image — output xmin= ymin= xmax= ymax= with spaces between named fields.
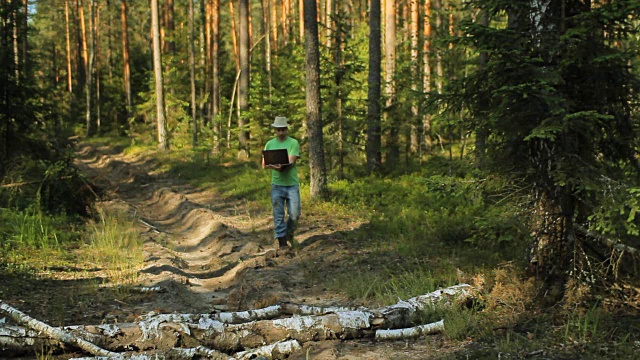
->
xmin=262 ymin=149 xmax=290 ymax=166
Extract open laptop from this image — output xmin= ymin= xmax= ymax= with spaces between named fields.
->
xmin=262 ymin=149 xmax=290 ymax=166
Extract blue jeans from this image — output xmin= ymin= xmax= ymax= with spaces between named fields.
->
xmin=271 ymin=184 xmax=301 ymax=239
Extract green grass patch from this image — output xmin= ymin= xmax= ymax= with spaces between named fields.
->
xmin=82 ymin=205 xmax=144 ymax=285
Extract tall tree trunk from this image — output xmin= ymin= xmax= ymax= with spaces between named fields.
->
xmin=422 ymin=0 xmax=432 ymax=154
xmin=79 ymin=0 xmax=89 ymax=80
xmin=384 ymin=0 xmax=398 ymax=168
xmin=85 ymin=0 xmax=95 ymax=137
xmin=95 ymin=3 xmax=101 ymax=133
xmin=325 ymin=0 xmax=332 ymax=47
xmin=212 ymin=0 xmax=221 ymax=151
xmin=366 ymin=0 xmax=382 ymax=174
xmin=121 ymin=0 xmax=132 ymax=131
xmin=163 ymin=0 xmax=175 ymax=54
xmin=298 ymin=0 xmax=304 ymax=42
xmin=229 ymin=1 xmax=239 ymax=72
xmin=334 ymin=2 xmax=345 ymax=180
xmin=262 ymin=0 xmax=273 ymax=104
xmin=474 ymin=7 xmax=488 ymax=166
xmin=151 ymin=0 xmax=169 ymax=151
xmin=189 ymin=0 xmax=198 ymax=148
xmin=434 ymin=0 xmax=443 ymax=94
xmin=409 ymin=0 xmax=420 ymax=156
xmin=65 ymin=0 xmax=73 ymax=93
xmin=303 ymin=0 xmax=328 ymax=199
xmin=237 ymin=0 xmax=250 ymax=160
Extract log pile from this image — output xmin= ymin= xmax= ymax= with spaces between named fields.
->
xmin=0 ymin=284 xmax=472 ymax=359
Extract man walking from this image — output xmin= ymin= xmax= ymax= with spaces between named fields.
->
xmin=262 ymin=116 xmax=301 ymax=249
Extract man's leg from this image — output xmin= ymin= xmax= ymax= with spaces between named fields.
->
xmin=285 ymin=185 xmax=301 ymax=246
xmin=271 ymin=185 xmax=288 ymax=247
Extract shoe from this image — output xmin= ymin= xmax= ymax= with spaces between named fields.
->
xmin=277 ymin=237 xmax=289 ymax=248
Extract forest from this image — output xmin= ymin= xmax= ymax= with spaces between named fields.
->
xmin=1 ymin=0 xmax=640 ymax=359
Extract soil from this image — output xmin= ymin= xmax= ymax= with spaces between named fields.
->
xmin=0 ymin=142 xmax=465 ymax=359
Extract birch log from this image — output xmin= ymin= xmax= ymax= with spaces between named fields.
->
xmin=1 ymin=284 xmax=472 ymax=356
xmin=0 ymin=300 xmax=116 ymax=356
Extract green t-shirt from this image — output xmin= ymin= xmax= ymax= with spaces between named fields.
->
xmin=264 ymin=137 xmax=300 ymax=186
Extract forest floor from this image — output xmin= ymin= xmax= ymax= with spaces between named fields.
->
xmin=0 ymin=142 xmax=476 ymax=359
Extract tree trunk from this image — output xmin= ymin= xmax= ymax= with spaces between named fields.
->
xmin=474 ymin=7 xmax=489 ymax=166
xmin=422 ymin=0 xmax=432 ymax=154
xmin=151 ymin=0 xmax=169 ymax=151
xmin=189 ymin=0 xmax=198 ymax=148
xmin=366 ymin=0 xmax=382 ymax=174
xmin=164 ymin=0 xmax=175 ymax=54
xmin=65 ymin=0 xmax=73 ymax=93
xmin=303 ymin=0 xmax=328 ymax=199
xmin=262 ymin=0 xmax=273 ymax=104
xmin=237 ymin=0 xmax=250 ymax=160
xmin=121 ymin=0 xmax=132 ymax=130
xmin=384 ymin=0 xmax=398 ymax=168
xmin=409 ymin=0 xmax=420 ymax=156
xmin=85 ymin=0 xmax=95 ymax=137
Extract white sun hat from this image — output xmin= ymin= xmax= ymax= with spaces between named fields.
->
xmin=271 ymin=116 xmax=289 ymax=128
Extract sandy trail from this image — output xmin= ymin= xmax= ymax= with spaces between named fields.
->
xmin=71 ymin=142 xmax=452 ymax=359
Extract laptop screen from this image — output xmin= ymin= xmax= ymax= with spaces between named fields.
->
xmin=262 ymin=149 xmax=290 ymax=165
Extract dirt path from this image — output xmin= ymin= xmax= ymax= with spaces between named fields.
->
xmin=69 ymin=143 xmax=456 ymax=359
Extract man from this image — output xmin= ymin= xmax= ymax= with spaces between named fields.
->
xmin=262 ymin=116 xmax=301 ymax=249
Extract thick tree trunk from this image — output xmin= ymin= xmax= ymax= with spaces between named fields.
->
xmin=384 ymin=0 xmax=398 ymax=168
xmin=238 ymin=0 xmax=251 ymax=160
xmin=304 ymin=0 xmax=328 ymax=199
xmin=151 ymin=0 xmax=169 ymax=151
xmin=121 ymin=0 xmax=132 ymax=128
xmin=366 ymin=0 xmax=382 ymax=174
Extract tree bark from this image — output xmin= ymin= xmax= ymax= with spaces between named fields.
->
xmin=366 ymin=0 xmax=382 ymax=174
xmin=1 ymin=285 xmax=471 ymax=356
xmin=85 ymin=0 xmax=95 ymax=137
xmin=238 ymin=0 xmax=251 ymax=160
xmin=0 ymin=300 xmax=116 ymax=356
xmin=304 ymin=0 xmax=328 ymax=199
xmin=189 ymin=0 xmax=198 ymax=148
xmin=121 ymin=0 xmax=132 ymax=129
xmin=65 ymin=0 xmax=74 ymax=93
xmin=409 ymin=0 xmax=420 ymax=156
xmin=422 ymin=0 xmax=432 ymax=155
xmin=384 ymin=0 xmax=398 ymax=168
xmin=151 ymin=0 xmax=169 ymax=151
xmin=212 ymin=0 xmax=221 ymax=150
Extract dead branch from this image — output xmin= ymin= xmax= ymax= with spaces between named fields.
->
xmin=576 ymin=225 xmax=639 ymax=256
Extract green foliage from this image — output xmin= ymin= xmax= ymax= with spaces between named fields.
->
xmin=0 ymin=208 xmax=63 ymax=250
xmin=329 ymin=167 xmax=530 ymax=261
xmin=453 ymin=1 xmax=640 ymax=272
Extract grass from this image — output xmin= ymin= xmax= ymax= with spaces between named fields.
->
xmin=82 ymin=204 xmax=144 ymax=285
xmin=3 ymin=138 xmax=640 ymax=358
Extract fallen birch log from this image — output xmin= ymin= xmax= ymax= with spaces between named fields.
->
xmin=0 ymin=300 xmax=116 ymax=357
xmin=68 ymin=340 xmax=301 ymax=360
xmin=375 ymin=319 xmax=445 ymax=340
xmin=0 ymin=284 xmax=472 ymax=356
